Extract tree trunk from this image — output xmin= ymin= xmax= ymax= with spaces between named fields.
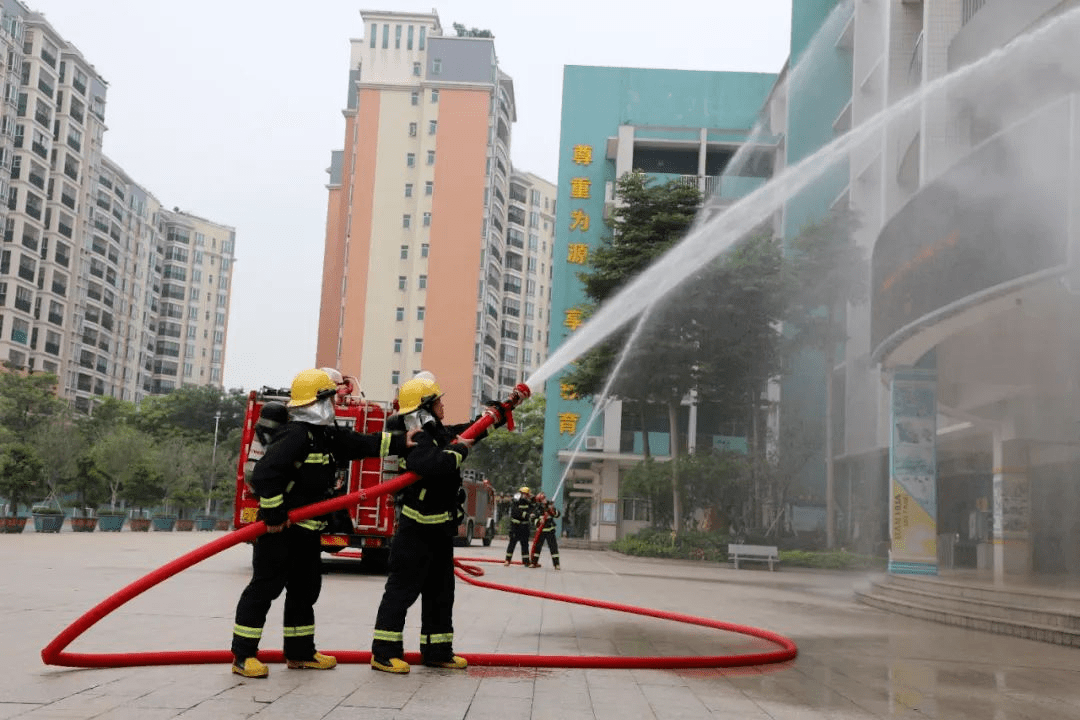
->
xmin=825 ymin=306 xmax=836 ymax=550
xmin=640 ymin=401 xmax=651 ymax=458
xmin=668 ymin=400 xmax=682 ymax=535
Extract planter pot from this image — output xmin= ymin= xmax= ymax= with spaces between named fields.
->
xmin=129 ymin=518 xmax=151 ymax=532
xmin=175 ymin=518 xmax=194 ymax=532
xmin=195 ymin=516 xmax=216 ymax=531
xmin=151 ymin=516 xmax=176 ymax=532
xmin=0 ymin=516 xmax=27 ymax=534
xmin=71 ymin=517 xmax=98 ymax=533
xmin=215 ymin=520 xmax=231 ymax=531
xmin=33 ymin=513 xmax=64 ymax=533
xmin=97 ymin=514 xmax=125 ymax=532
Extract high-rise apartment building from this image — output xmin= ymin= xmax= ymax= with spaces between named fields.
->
xmin=318 ymin=10 xmax=549 ymax=419
xmin=0 ymin=2 xmax=234 ymax=410
xmin=500 ymin=170 xmax=555 ymax=396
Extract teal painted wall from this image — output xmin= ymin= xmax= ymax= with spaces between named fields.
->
xmin=780 ymin=0 xmax=854 ymax=501
xmin=542 ymin=65 xmax=776 ymax=515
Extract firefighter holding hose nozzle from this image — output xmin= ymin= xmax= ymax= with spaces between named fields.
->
xmin=504 ymin=486 xmax=535 ymax=566
xmin=370 ymin=373 xmax=509 ymax=674
xmin=529 ymin=492 xmax=561 ymax=570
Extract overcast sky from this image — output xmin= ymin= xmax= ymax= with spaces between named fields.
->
xmin=30 ymin=0 xmax=792 ymax=393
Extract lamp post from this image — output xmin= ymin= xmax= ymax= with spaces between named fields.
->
xmin=205 ymin=412 xmax=222 ymax=516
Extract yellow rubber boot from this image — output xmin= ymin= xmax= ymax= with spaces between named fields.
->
xmin=371 ymin=656 xmax=411 ymax=674
xmin=286 ymin=652 xmax=337 ymax=670
xmin=424 ymin=655 xmax=468 ymax=670
xmin=232 ymin=657 xmax=269 ymax=678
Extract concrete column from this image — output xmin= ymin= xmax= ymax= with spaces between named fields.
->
xmin=991 ymin=433 xmax=1032 ymax=581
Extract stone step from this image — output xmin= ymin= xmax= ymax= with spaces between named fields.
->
xmin=886 ymin=574 xmax=1080 ymax=612
xmin=856 ymin=576 xmax=1080 ymax=647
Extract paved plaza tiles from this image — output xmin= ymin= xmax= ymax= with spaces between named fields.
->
xmin=3 ymin=531 xmax=1080 ymax=719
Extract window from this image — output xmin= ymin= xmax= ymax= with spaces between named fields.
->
xmin=417 ymin=306 xmax=425 ymax=321
xmin=393 ymin=338 xmax=402 ymax=353
xmin=408 ymin=122 xmax=417 ymax=137
xmin=426 ymin=150 xmax=435 ymax=165
xmin=419 ymin=26 xmax=426 ymax=50
xmin=414 ymin=338 xmax=423 ymax=352
xmin=421 ymin=243 xmax=429 ymax=258
xmin=425 ymin=181 xmax=433 ymax=196
xmin=395 ymin=24 xmax=401 ymax=49
xmin=402 ymin=214 xmax=411 ymax=229
xmin=382 ymin=24 xmax=389 ymax=49
xmin=428 ymin=120 xmax=437 ymax=135
xmin=370 ymin=23 xmax=377 ymax=48
xmin=404 ymin=183 xmax=413 ymax=197
xmin=411 ymin=90 xmax=419 ymax=106
xmin=391 ymin=370 xmax=400 ymax=385
xmin=398 ymin=276 xmax=406 ymax=290
xmin=412 ymin=62 xmax=421 ymax=76
xmin=395 ymin=307 xmax=404 ymax=321
xmin=622 ymin=498 xmax=651 ymax=522
xmin=431 ymin=89 xmax=439 ymax=103
xmin=432 ymin=58 xmax=442 ymax=74
xmin=407 ymin=25 xmax=414 ymax=50
xmin=400 ymin=245 xmax=409 ymax=259
xmin=418 ymin=275 xmax=427 ymax=289
xmin=423 ymin=212 xmax=431 ymax=227
xmin=407 ymin=153 xmax=415 ymax=168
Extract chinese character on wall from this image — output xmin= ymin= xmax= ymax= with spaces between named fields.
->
xmin=560 ymin=382 xmax=578 ymax=400
xmin=564 ymin=308 xmax=583 ymax=331
xmin=570 ymin=209 xmax=590 ymax=232
xmin=569 ymin=178 xmax=591 ymax=199
xmin=573 ymin=144 xmax=593 ymax=166
xmin=567 ymin=243 xmax=588 ymax=265
xmin=558 ymin=412 xmax=580 ymax=434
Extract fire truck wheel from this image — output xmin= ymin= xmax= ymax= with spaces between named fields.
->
xmin=482 ymin=520 xmax=495 ymax=546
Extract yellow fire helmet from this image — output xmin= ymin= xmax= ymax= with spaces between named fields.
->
xmin=287 ymin=368 xmax=337 ymax=408
xmin=397 ymin=375 xmax=443 ymax=414
xmin=519 ymin=486 xmax=531 ymax=495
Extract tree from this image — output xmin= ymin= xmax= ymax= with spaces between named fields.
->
xmin=452 ymin=22 xmax=493 ymax=38
xmin=0 ymin=443 xmax=44 ymax=515
xmin=785 ymin=209 xmax=867 ymax=548
xmin=33 ymin=418 xmax=83 ymax=506
xmin=135 ymin=385 xmax=245 ymax=441
xmin=92 ymin=425 xmax=157 ymax=510
xmin=466 ymin=396 xmax=544 ymax=496
xmin=0 ymin=368 xmax=64 ymax=442
xmin=565 ymin=172 xmax=703 ymax=534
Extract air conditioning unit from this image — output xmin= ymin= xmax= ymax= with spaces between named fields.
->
xmin=585 ymin=436 xmax=604 ymax=450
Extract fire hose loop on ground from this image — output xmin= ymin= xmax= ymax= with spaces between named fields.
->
xmin=41 ymin=385 xmax=798 ymax=670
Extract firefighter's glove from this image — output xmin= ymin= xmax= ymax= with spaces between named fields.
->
xmin=483 ymin=400 xmax=510 ymax=430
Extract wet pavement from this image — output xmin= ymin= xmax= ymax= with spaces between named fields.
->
xmin=3 ymin=531 xmax=1080 ymax=719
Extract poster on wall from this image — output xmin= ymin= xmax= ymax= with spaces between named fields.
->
xmin=889 ymin=367 xmax=938 ymax=575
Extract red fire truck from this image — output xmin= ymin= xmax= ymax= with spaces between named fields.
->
xmin=233 ymin=386 xmax=496 ymax=567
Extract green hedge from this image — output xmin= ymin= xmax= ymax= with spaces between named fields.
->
xmin=610 ymin=528 xmax=885 ymax=570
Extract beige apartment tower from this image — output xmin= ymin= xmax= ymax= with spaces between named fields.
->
xmin=319 ymin=9 xmax=541 ymax=419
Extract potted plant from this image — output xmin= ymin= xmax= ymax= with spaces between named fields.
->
xmin=32 ymin=503 xmax=64 ymax=533
xmin=97 ymin=507 xmax=126 ymax=532
xmin=70 ymin=506 xmax=98 ymax=532
xmin=151 ymin=510 xmax=177 ymax=532
xmin=129 ymin=510 xmax=151 ymax=532
xmin=0 ymin=443 xmax=43 ymax=533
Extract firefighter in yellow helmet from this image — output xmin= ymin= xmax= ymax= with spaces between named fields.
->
xmin=504 ymin=485 xmax=535 ymax=566
xmin=529 ymin=491 xmax=561 ymax=569
xmin=230 ymin=368 xmax=410 ymax=678
xmin=370 ymin=373 xmax=505 ymax=674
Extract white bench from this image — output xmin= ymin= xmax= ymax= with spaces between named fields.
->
xmin=728 ymin=543 xmax=779 ymax=571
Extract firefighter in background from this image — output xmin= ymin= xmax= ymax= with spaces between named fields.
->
xmin=529 ymin=492 xmax=561 ymax=570
xmin=370 ymin=374 xmax=506 ymax=674
xmin=230 ymin=368 xmax=409 ymax=679
xmin=241 ymin=401 xmax=288 ymax=487
xmin=504 ymin=486 xmax=535 ymax=566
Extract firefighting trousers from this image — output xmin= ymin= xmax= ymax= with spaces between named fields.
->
xmin=531 ymin=530 xmax=560 ymax=567
xmin=504 ymin=523 xmax=531 ymax=563
xmin=372 ymin=516 xmax=456 ymax=663
xmin=231 ymin=525 xmax=322 ymax=661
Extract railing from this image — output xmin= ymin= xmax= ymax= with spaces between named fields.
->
xmin=962 ymin=0 xmax=986 ymax=26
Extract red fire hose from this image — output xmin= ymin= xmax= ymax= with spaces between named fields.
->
xmin=41 ymin=383 xmax=797 ymax=670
